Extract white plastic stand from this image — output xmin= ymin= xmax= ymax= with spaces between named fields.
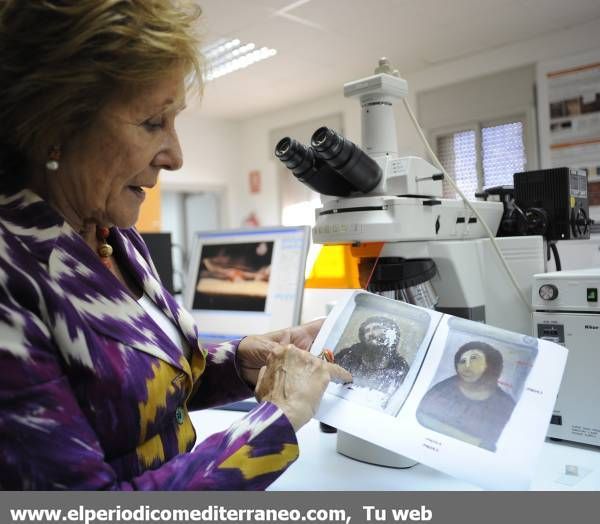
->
xmin=336 ymin=431 xmax=418 ymax=468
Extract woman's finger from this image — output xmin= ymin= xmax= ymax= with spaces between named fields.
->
xmin=325 ymin=362 xmax=353 ymax=384
xmin=256 ymin=365 xmax=267 ymax=385
xmin=285 ymin=344 xmax=352 ymax=384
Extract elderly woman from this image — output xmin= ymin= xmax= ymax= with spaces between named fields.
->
xmin=416 ymin=341 xmax=516 ymax=451
xmin=0 ymin=0 xmax=350 ymax=490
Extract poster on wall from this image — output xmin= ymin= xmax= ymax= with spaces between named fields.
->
xmin=537 ymin=49 xmax=600 ymax=180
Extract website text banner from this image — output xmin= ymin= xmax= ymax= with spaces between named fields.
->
xmin=1 ymin=492 xmax=597 ymax=524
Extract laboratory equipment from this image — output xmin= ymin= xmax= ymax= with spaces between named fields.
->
xmin=533 ymin=268 xmax=600 ymax=447
xmin=275 ymin=58 xmax=587 ymax=467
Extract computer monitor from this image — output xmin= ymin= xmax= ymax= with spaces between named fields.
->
xmin=184 ymin=226 xmax=311 ymax=342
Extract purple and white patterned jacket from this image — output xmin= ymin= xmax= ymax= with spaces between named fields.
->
xmin=0 ymin=189 xmax=299 ymax=490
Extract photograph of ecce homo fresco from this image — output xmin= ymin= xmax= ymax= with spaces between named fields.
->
xmin=416 ymin=317 xmax=539 ymax=452
xmin=325 ymin=293 xmax=433 ymax=413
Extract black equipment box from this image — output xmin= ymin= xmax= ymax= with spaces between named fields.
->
xmin=513 ymin=167 xmax=591 ymax=240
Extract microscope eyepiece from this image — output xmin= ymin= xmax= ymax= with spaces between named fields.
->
xmin=275 ymin=137 xmax=292 ymax=156
xmin=274 ymin=137 xmax=313 ymax=174
xmin=311 ymin=127 xmax=346 ymax=162
xmin=311 ymin=127 xmax=331 ymax=148
xmin=273 ymin=136 xmax=354 ymax=197
xmin=310 ymin=126 xmax=382 ymax=193
xmin=275 ymin=128 xmax=384 ymax=197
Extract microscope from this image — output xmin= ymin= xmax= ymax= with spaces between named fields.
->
xmin=275 ymin=59 xmax=590 ymax=466
xmin=276 ymin=59 xmax=544 ymax=336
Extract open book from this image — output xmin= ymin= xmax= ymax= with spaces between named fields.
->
xmin=311 ymin=291 xmax=568 ymax=490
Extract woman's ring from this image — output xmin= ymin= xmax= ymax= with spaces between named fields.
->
xmin=319 ymin=349 xmax=335 ymax=363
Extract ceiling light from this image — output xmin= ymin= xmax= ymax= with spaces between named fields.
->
xmin=202 ymin=38 xmax=277 ymax=81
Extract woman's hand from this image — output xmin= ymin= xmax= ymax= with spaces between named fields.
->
xmin=255 ymin=344 xmax=352 ymax=431
xmin=237 ymin=319 xmax=325 ymax=386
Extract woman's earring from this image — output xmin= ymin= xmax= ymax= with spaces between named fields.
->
xmin=45 ymin=145 xmax=61 ymax=171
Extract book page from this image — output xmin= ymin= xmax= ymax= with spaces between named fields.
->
xmin=312 ymin=291 xmax=442 ymax=415
xmin=311 ymin=291 xmax=568 ymax=489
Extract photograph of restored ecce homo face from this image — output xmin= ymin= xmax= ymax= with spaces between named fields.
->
xmin=416 ymin=318 xmax=538 ymax=452
xmin=192 ymin=241 xmax=273 ymax=312
xmin=324 ymin=292 xmax=433 ymax=413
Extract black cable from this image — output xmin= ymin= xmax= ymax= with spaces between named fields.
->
xmin=549 ymin=241 xmax=562 ymax=271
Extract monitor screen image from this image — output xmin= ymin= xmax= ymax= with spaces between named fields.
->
xmin=184 ymin=226 xmax=310 ymax=342
xmin=192 ymin=240 xmax=273 ymax=312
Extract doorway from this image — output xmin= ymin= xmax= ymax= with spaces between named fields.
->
xmin=161 ymin=189 xmax=224 ymax=296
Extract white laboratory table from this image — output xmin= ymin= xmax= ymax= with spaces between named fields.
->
xmin=190 ymin=409 xmax=600 ymax=491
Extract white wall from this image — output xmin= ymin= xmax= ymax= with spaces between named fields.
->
xmin=408 ymin=17 xmax=600 ymax=95
xmin=417 ymin=66 xmax=536 ymax=132
xmin=161 ymin=113 xmax=241 ymax=227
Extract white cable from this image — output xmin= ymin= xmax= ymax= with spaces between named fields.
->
xmin=401 ymin=97 xmax=534 ymax=314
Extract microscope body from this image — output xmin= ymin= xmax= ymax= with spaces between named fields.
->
xmin=275 ymin=62 xmax=545 ymax=468
xmin=312 ymin=69 xmax=505 ymax=247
